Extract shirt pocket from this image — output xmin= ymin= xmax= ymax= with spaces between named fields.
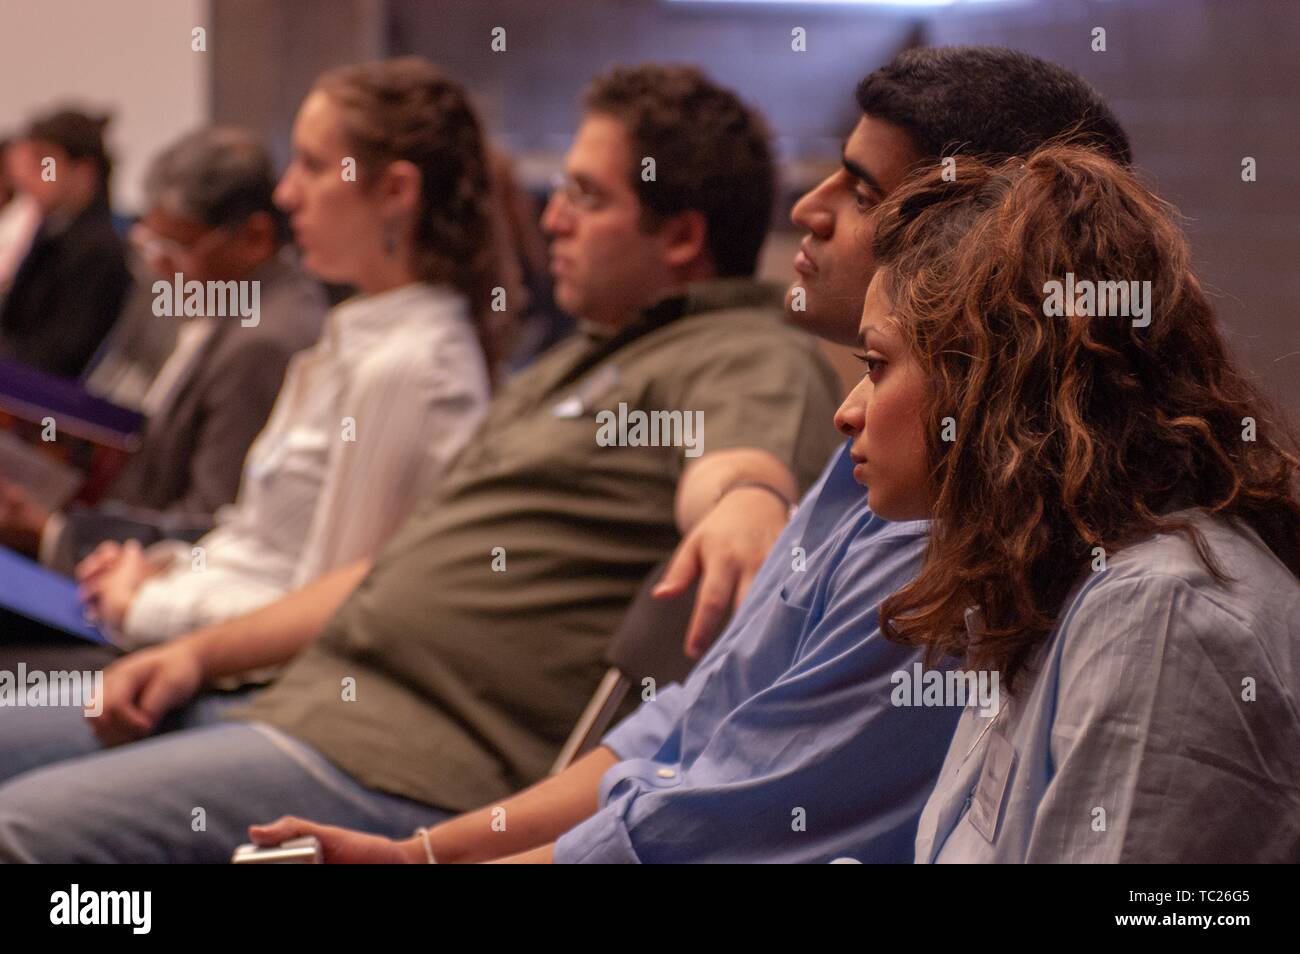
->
xmin=766 ymin=582 xmax=816 ymax=668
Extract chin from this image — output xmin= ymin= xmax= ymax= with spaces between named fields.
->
xmin=783 ymin=283 xmax=816 ymax=322
xmin=785 ymin=297 xmax=859 ymax=347
xmin=552 ymin=285 xmax=581 ymax=317
xmin=869 ymin=493 xmax=931 ymax=523
xmin=301 ymin=251 xmax=347 ymax=285
xmin=866 ymin=489 xmax=901 ymax=521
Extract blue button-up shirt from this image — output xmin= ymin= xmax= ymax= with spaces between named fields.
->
xmin=915 ymin=510 xmax=1300 ymax=863
xmin=553 ymin=442 xmax=961 ymax=863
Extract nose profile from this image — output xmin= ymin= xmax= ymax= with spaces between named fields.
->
xmin=540 ymin=192 xmax=569 ymax=237
xmin=273 ymin=170 xmax=298 ymax=212
xmin=791 ymin=175 xmax=835 ymax=237
xmin=834 ymin=398 xmax=864 ymax=438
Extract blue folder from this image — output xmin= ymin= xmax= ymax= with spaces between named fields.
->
xmin=0 ymin=544 xmax=109 ymax=644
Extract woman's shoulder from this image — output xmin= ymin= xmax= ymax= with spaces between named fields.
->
xmin=1053 ymin=509 xmax=1299 ymax=675
xmin=1097 ymin=510 xmax=1295 ymax=606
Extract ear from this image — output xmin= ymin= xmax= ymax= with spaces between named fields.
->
xmin=379 ymin=158 xmax=422 ymax=217
xmin=236 ymin=210 xmax=277 ymax=252
xmin=658 ymin=208 xmax=709 ymax=270
xmin=71 ymin=156 xmax=101 ymax=191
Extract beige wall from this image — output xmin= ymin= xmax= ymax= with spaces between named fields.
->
xmin=0 ymin=0 xmax=209 ymax=212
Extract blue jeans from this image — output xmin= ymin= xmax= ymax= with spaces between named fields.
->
xmin=0 ymin=691 xmax=448 ymax=862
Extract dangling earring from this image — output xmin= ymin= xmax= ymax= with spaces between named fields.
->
xmin=382 ymin=220 xmax=398 ymax=256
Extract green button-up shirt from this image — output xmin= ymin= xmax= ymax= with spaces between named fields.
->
xmin=232 ymin=278 xmax=844 ymax=811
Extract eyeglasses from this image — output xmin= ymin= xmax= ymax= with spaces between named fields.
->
xmin=129 ymin=221 xmax=230 ymax=265
xmin=548 ymin=172 xmax=609 ymax=213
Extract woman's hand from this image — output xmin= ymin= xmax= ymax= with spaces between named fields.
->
xmin=76 ymin=539 xmax=165 ymax=631
xmin=248 ymin=816 xmax=427 ymax=864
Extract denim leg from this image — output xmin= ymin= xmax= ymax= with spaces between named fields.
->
xmin=0 ymin=683 xmax=252 ymax=785
xmin=0 ymin=720 xmax=448 ymax=863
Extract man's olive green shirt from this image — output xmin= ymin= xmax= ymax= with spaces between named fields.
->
xmin=231 ymin=278 xmax=844 ymax=811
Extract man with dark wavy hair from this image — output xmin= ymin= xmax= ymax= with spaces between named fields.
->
xmin=581 ymin=64 xmax=777 ymax=281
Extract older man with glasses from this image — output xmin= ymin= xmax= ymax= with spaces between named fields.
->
xmin=0 ymin=125 xmax=327 ymax=573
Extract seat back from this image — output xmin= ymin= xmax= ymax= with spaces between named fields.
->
xmin=549 ymin=560 xmax=702 ymax=773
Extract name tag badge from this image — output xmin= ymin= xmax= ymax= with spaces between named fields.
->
xmin=550 ymin=364 xmax=621 ymax=418
xmin=550 ymin=395 xmax=585 ymax=418
xmin=968 ymin=730 xmax=1017 ymax=844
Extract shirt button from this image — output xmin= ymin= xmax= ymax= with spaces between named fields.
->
xmin=656 ymin=768 xmax=676 ymax=779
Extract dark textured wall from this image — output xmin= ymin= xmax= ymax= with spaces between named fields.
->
xmin=214 ymin=0 xmax=1299 ymax=418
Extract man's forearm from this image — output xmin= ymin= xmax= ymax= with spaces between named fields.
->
xmin=187 ymin=558 xmax=372 ymax=680
xmin=425 ymin=746 xmax=618 ymax=864
xmin=675 ymin=447 xmax=796 ymax=532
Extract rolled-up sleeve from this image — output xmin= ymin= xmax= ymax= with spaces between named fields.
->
xmin=553 ymin=686 xmax=692 ymax=863
xmin=554 ymin=807 xmax=641 ymax=863
xmin=555 ymin=523 xmax=949 ymax=864
xmin=600 ymin=682 xmax=690 ymax=761
xmin=553 ymin=759 xmax=685 ymax=864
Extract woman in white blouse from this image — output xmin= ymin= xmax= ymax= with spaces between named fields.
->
xmin=78 ymin=58 xmax=502 ymax=647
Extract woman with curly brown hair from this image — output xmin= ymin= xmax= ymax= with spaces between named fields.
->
xmin=832 ymin=143 xmax=1300 ymax=862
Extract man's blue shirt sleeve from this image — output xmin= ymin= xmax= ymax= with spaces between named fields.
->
xmin=555 ymin=520 xmax=955 ymax=864
xmin=594 ymin=443 xmax=844 ymax=764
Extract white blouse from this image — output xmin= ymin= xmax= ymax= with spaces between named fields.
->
xmin=119 ymin=282 xmax=490 ymax=647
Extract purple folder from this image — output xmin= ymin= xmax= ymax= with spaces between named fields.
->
xmin=0 ymin=358 xmax=143 ymax=448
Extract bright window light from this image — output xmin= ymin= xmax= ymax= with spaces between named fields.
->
xmin=667 ymin=0 xmax=1011 ymax=7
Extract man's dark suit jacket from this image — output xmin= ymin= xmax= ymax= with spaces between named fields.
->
xmin=50 ymin=253 xmax=328 ymax=572
xmin=0 ymin=196 xmax=132 ymax=378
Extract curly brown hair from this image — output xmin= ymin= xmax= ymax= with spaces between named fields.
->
xmin=582 ymin=64 xmax=775 ymax=278
xmin=314 ymin=57 xmax=503 ymax=381
xmin=870 ymin=143 xmax=1300 ymax=690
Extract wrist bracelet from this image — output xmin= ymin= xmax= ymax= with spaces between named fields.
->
xmin=715 ymin=479 xmax=795 ymax=518
xmin=415 ymin=826 xmax=438 ymax=864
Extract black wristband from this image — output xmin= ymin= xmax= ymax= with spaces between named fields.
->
xmin=715 ymin=479 xmax=796 ymax=517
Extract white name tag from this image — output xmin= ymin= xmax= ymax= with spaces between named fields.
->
xmin=968 ymin=730 xmax=1017 ymax=844
xmin=551 ymin=364 xmax=621 ymax=418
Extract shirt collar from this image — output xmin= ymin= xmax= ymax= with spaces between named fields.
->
xmin=580 ymin=277 xmax=787 ymax=344
xmin=675 ymin=277 xmax=788 ymax=318
xmin=327 ymin=281 xmax=465 ymax=350
xmin=243 ymin=246 xmax=296 ymax=288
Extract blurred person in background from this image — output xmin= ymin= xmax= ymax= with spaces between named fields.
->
xmin=65 ymin=58 xmax=500 ymax=650
xmin=0 ymin=126 xmax=328 ymax=571
xmin=0 ymin=109 xmax=132 ymax=378
xmin=486 ymin=148 xmax=574 ymax=371
xmin=0 ymin=138 xmax=42 ymax=299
